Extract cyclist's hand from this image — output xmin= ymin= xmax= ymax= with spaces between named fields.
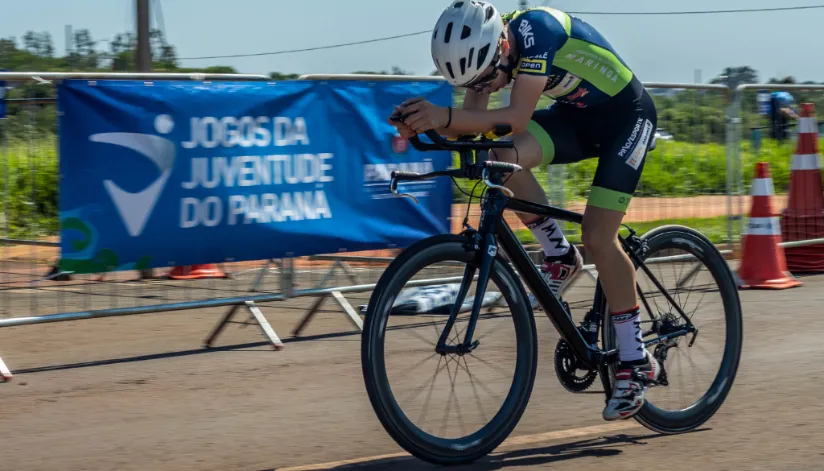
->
xmin=401 ymin=97 xmax=449 ymax=133
xmin=388 ymin=105 xmax=418 ymax=139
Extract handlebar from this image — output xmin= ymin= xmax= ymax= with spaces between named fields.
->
xmin=409 ymin=127 xmax=515 ymax=152
xmin=387 ymin=111 xmax=520 ymax=204
xmin=388 ymin=112 xmax=515 ymax=152
xmin=389 ymin=160 xmax=522 ymax=204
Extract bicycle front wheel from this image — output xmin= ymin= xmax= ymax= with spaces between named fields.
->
xmin=361 ymin=234 xmax=538 ymax=465
xmin=599 ymin=225 xmax=743 ymax=434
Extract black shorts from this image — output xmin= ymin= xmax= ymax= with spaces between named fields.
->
xmin=526 ymin=78 xmax=658 ymax=213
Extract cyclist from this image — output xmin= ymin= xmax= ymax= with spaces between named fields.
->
xmin=389 ymin=0 xmax=659 ymax=421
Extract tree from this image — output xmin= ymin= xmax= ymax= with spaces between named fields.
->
xmin=710 ymin=66 xmax=759 ymax=90
xmin=69 ymin=29 xmax=99 ymax=69
xmin=270 ymin=71 xmax=300 ymax=80
xmin=350 ymin=65 xmax=414 ymax=75
xmin=22 ymin=31 xmax=54 ymax=58
xmin=150 ymin=29 xmax=177 ymax=70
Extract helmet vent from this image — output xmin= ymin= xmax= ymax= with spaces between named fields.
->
xmin=454 ymin=1 xmax=464 ymax=8
xmin=460 ymin=58 xmax=467 ymax=75
xmin=485 ymin=6 xmax=495 ymax=22
xmin=444 ymin=22 xmax=454 ymax=43
xmin=461 ymin=25 xmax=472 ymax=39
xmin=433 ymin=29 xmax=438 ymax=40
xmin=445 ymin=62 xmax=456 ymax=79
xmin=477 ymin=44 xmax=490 ymax=70
xmin=467 ymin=48 xmax=475 ymax=69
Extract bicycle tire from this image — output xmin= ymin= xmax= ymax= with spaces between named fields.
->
xmin=361 ymin=234 xmax=538 ymax=465
xmin=597 ymin=225 xmax=743 ymax=433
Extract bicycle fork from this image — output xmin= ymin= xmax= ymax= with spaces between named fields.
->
xmin=434 ymin=186 xmax=509 ymax=356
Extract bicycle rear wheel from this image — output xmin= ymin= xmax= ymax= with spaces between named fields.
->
xmin=361 ymin=234 xmax=538 ymax=465
xmin=598 ymin=225 xmax=743 ymax=433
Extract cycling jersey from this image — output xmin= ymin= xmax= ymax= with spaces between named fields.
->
xmin=770 ymin=91 xmax=795 ymax=113
xmin=499 ymin=7 xmax=657 ymax=213
xmin=503 ymin=7 xmax=635 ymax=109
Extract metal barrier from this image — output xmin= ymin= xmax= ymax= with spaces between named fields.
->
xmin=0 ymin=73 xmax=295 ymax=375
xmin=729 ymin=83 xmax=824 ymax=272
xmin=3 ymin=72 xmax=818 ymax=382
xmin=0 ymin=72 xmax=466 ymax=382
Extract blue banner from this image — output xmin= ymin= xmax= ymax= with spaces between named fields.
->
xmin=57 ymin=79 xmax=454 ymax=273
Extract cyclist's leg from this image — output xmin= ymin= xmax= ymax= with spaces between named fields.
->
xmin=489 ymin=105 xmax=589 ymax=209
xmin=490 ymin=105 xmax=594 ymax=297
xmin=583 ymin=88 xmax=659 ymax=420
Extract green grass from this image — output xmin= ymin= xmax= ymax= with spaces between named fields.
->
xmin=0 ymin=137 xmax=60 ymax=239
xmin=515 ymin=215 xmax=732 ymax=246
xmin=454 ymin=137 xmax=797 ymax=204
xmin=0 ymin=131 xmax=801 ymax=242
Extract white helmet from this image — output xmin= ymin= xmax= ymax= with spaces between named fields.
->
xmin=431 ymin=1 xmax=505 ymax=87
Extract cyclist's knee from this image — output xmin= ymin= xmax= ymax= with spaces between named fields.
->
xmin=489 ymin=132 xmax=543 ymax=169
xmin=581 ymin=212 xmax=622 ymax=257
xmin=490 ymin=147 xmax=518 ymax=164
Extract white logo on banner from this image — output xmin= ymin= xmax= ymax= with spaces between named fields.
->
xmin=91 ymin=114 xmax=177 ymax=237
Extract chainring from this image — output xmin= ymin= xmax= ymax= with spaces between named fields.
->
xmin=554 ymin=338 xmax=598 ymax=393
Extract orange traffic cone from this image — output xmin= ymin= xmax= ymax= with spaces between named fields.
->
xmin=783 ymin=103 xmax=824 ymax=217
xmin=737 ymin=162 xmax=802 ymax=289
xmin=0 ymin=354 xmax=11 ymax=382
xmin=781 ymin=103 xmax=824 ymax=271
xmin=168 ymin=264 xmax=228 ymax=280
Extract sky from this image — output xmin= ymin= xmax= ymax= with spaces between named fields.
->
xmin=1 ymin=0 xmax=823 ymax=84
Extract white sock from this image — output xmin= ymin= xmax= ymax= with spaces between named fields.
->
xmin=612 ymin=306 xmax=645 ymax=363
xmin=527 ymin=216 xmax=571 ymax=258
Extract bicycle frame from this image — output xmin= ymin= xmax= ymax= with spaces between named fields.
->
xmin=391 ymin=127 xmax=696 ymax=371
xmin=432 ymin=182 xmax=614 ymax=370
xmin=431 ymin=184 xmax=697 ymax=372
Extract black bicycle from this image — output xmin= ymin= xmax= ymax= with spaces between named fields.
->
xmin=361 ymin=125 xmax=743 ymax=465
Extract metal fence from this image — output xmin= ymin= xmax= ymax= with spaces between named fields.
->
xmin=1 ymin=72 xmax=822 ymax=379
xmin=542 ymin=83 xmax=735 ymax=251
xmin=730 ymin=83 xmax=824 ymax=269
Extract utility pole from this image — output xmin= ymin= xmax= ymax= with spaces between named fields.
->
xmin=136 ymin=0 xmax=151 ymax=71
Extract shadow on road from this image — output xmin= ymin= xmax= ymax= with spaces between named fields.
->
xmin=9 ymin=328 xmax=360 ymax=375
xmin=10 ymin=311 xmax=511 ymax=375
xmin=267 ymin=429 xmax=709 ymax=470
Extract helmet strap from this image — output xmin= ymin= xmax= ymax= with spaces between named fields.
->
xmin=496 ymin=54 xmax=517 ymax=83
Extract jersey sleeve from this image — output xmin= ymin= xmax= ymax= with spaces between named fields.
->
xmin=509 ymin=10 xmax=568 ymax=77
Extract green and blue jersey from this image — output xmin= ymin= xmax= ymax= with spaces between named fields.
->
xmin=504 ymin=7 xmax=635 ymax=108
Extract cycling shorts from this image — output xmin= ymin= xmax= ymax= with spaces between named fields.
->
xmin=526 ymin=77 xmax=658 ymax=213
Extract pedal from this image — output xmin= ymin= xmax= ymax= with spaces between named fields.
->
xmin=631 ymin=368 xmax=668 ymax=387
xmin=602 ymin=349 xmax=620 ymax=366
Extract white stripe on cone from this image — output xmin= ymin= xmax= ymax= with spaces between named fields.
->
xmin=744 ymin=216 xmax=781 ymax=236
xmin=799 ymin=117 xmax=818 ymax=134
xmin=0 ymin=356 xmax=11 ymax=382
xmin=791 ymin=154 xmax=821 ymax=170
xmin=751 ymin=178 xmax=775 ymax=196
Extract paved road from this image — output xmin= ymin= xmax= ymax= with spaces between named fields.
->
xmin=0 ymin=264 xmax=822 ymax=471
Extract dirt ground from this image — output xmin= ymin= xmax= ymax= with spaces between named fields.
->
xmin=0 ymin=255 xmax=822 ymax=471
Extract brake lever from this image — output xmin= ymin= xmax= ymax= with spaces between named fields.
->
xmin=481 ymin=163 xmax=522 ymax=198
xmin=390 ymin=172 xmax=420 ymax=204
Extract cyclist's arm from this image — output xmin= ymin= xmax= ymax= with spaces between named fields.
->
xmin=442 ymin=74 xmax=548 ymax=135
xmin=433 ymin=89 xmax=494 ymax=138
